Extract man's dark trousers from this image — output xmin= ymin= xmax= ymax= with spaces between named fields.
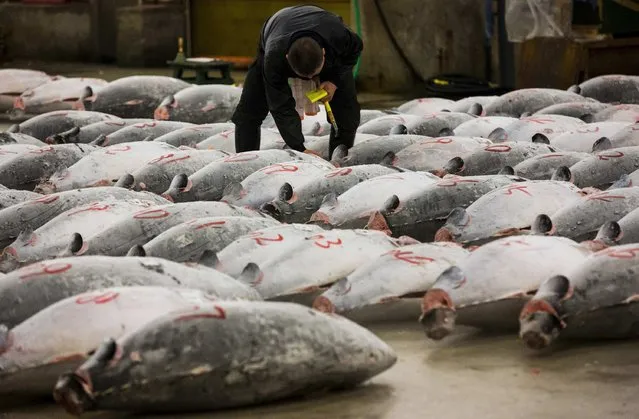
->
xmin=231 ymin=58 xmax=361 ymax=158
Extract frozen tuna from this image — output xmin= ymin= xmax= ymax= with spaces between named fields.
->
xmin=129 ymin=215 xmax=281 ymax=263
xmin=331 ymin=134 xmax=427 ymax=167
xmin=78 ymin=75 xmax=191 ymax=118
xmin=0 ymin=132 xmax=46 ymax=146
xmin=396 ymin=98 xmax=456 ymax=115
xmin=389 ymin=136 xmax=491 ymax=172
xmin=0 ymin=189 xmax=41 ymax=209
xmin=487 ymin=115 xmax=585 ymax=143
xmin=0 ymin=255 xmax=260 ymax=329
xmin=154 ymin=84 xmax=242 ymax=124
xmin=261 ymin=164 xmax=402 ymax=223
xmin=533 ymin=101 xmax=611 ymax=120
xmin=519 ymin=244 xmax=639 ymax=350
xmin=557 ymin=146 xmax=639 ymax=189
xmin=0 ymin=143 xmax=98 ymax=190
xmin=420 ymin=235 xmax=591 ymax=340
xmin=0 ymin=69 xmax=54 ymax=112
xmin=548 ymin=122 xmax=630 ymax=152
xmin=46 ymin=118 xmax=152 ymax=144
xmin=367 ymin=174 xmax=527 ymax=241
xmin=512 ymin=151 xmax=590 ymax=180
xmin=356 ymin=114 xmax=427 ymax=136
xmin=568 ymin=74 xmax=639 ymax=104
xmin=591 ymin=104 xmax=639 ymax=123
xmin=52 ymin=301 xmax=396 ymax=414
xmin=196 ymin=127 xmax=285 ymax=152
xmin=152 ymin=123 xmax=235 ymax=147
xmin=8 ymin=110 xmax=121 ymax=141
xmin=434 ymin=180 xmax=584 ymax=245
xmin=97 ymin=120 xmax=194 ymax=146
xmin=484 ymin=88 xmax=592 ymax=117
xmin=452 ymin=116 xmax=518 ymax=138
xmin=314 ymin=242 xmax=470 ymax=316
xmin=221 ymin=159 xmax=335 ymax=209
xmin=310 ymin=171 xmax=440 ymax=229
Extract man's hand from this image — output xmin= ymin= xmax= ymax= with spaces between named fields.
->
xmin=303 ymin=149 xmax=324 ymax=159
xmin=319 ymin=81 xmax=337 ymax=102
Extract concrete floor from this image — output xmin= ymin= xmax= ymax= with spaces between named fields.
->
xmin=1 ymin=62 xmax=639 ymax=418
xmin=2 ymin=321 xmax=639 ymax=419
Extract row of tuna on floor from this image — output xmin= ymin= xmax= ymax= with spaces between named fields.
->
xmin=0 ymin=71 xmax=638 ymax=415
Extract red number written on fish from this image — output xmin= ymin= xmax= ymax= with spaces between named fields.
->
xmin=148 ymin=153 xmax=191 ymax=165
xmin=602 ymin=247 xmax=639 ymax=259
xmin=311 ymin=234 xmax=343 ymax=249
xmin=223 ymin=153 xmax=259 ymax=162
xmin=31 ymin=195 xmax=60 ymax=204
xmin=597 ymin=151 xmax=625 ymax=160
xmin=437 ymin=177 xmax=480 ymax=187
xmin=133 ymin=208 xmax=171 ymax=219
xmin=192 ymin=220 xmax=226 ymax=230
xmin=524 ymin=118 xmax=555 ymax=124
xmin=388 ymin=250 xmax=434 ymax=265
xmin=422 ymin=137 xmax=453 ymax=145
xmin=105 ymin=145 xmax=132 ymax=155
xmin=485 ymin=145 xmax=512 ymax=153
xmin=586 ymin=192 xmax=626 ymax=202
xmin=503 ymin=185 xmax=531 ymax=196
xmin=575 ymin=126 xmax=600 ymax=134
xmin=262 ymin=164 xmax=299 ymax=175
xmin=133 ymin=122 xmax=157 ymax=129
xmin=250 ymin=232 xmax=284 ymax=246
xmin=325 ymin=168 xmax=353 ymax=178
xmin=67 ymin=203 xmax=110 ymax=216
xmin=75 ymin=291 xmax=120 ymax=305
xmin=176 ymin=305 xmax=226 ymax=321
xmin=19 ymin=262 xmax=73 ymax=280
xmin=29 ymin=146 xmax=55 ymax=154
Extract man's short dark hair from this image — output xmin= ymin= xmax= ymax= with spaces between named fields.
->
xmin=287 ymin=37 xmax=323 ymax=77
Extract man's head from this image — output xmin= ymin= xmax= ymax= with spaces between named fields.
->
xmin=286 ymin=37 xmax=325 ymax=80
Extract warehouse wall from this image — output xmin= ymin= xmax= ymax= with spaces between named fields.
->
xmin=355 ymin=0 xmax=488 ymax=93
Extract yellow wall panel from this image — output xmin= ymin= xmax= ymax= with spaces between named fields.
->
xmin=191 ymin=0 xmax=352 ymax=57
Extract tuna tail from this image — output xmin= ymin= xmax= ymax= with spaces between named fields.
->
xmin=446 ymin=207 xmax=470 ymax=228
xmin=198 ymin=250 xmax=219 ymax=269
xmin=238 ymin=262 xmax=263 ymax=286
xmin=596 ymin=221 xmax=622 ymax=245
xmin=114 ymin=173 xmax=135 ymax=189
xmin=531 ymin=133 xmax=550 ymax=144
xmin=567 ymin=84 xmax=581 ymax=94
xmin=382 ymin=194 xmax=400 ymax=213
xmin=14 ymin=228 xmax=35 ymax=246
xmin=126 ymin=245 xmax=146 ymax=257
xmin=162 ymin=174 xmax=191 ymax=202
xmin=278 ymin=182 xmax=294 ymax=201
xmin=380 ymin=151 xmax=397 ymax=167
xmin=73 ymin=86 xmax=94 ymax=112
xmin=53 ymin=338 xmax=117 ymax=416
xmin=499 ymin=166 xmax=515 ymax=176
xmin=487 ymin=127 xmax=507 ymax=143
xmin=389 ymin=124 xmax=408 ymax=135
xmin=7 ymin=124 xmax=19 ymax=133
xmin=90 ymin=134 xmax=108 ymax=147
xmin=261 ymin=201 xmax=282 ymax=221
xmin=330 ymin=144 xmax=348 ymax=163
xmin=49 ymin=126 xmax=81 ymax=144
xmin=519 ymin=275 xmax=570 ymax=350
xmin=609 ymin=174 xmax=632 ymax=190
xmin=443 ymin=157 xmax=464 ymax=175
xmin=438 ymin=127 xmax=454 ymax=137
xmin=319 ymin=192 xmax=338 ymax=209
xmin=592 ymin=137 xmax=612 ymax=152
xmin=551 ymin=166 xmax=572 ymax=183
xmin=532 ymin=214 xmax=554 ymax=236
xmin=59 ymin=233 xmax=86 ymax=257
xmin=366 ymin=211 xmax=392 ymax=235
xmin=467 ymin=102 xmax=483 ymax=116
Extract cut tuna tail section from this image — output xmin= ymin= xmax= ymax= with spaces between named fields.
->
xmin=596 ymin=221 xmax=623 ymax=245
xmin=519 ymin=275 xmax=570 ymax=350
xmin=532 ymin=214 xmax=555 ymax=236
xmin=487 ymin=127 xmax=507 ymax=143
xmin=389 ymin=124 xmax=407 ymax=135
xmin=197 ymin=249 xmax=219 ymax=269
xmin=468 ymin=103 xmax=483 ymax=117
xmin=114 ymin=173 xmax=135 ymax=189
xmin=609 ymin=174 xmax=632 ymax=189
xmin=127 ymin=245 xmax=146 ymax=257
xmin=238 ymin=262 xmax=263 ymax=287
xmin=531 ymin=133 xmax=550 ymax=144
xmin=444 ymin=157 xmax=464 ymax=175
xmin=551 ymin=166 xmax=572 ymax=183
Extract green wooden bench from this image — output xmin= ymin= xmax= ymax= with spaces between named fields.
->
xmin=167 ymin=57 xmax=235 ymax=85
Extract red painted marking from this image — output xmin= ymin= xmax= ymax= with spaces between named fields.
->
xmin=31 ymin=195 xmax=60 ymax=204
xmin=176 ymin=306 xmax=226 ymax=321
xmin=485 ymin=144 xmax=512 ymax=153
xmin=325 ymin=168 xmax=353 ymax=178
xmin=311 ymin=234 xmax=343 ymax=249
xmin=602 ymin=247 xmax=639 ymax=259
xmin=223 ymin=153 xmax=259 ymax=162
xmin=19 ymin=262 xmax=72 ymax=280
xmin=192 ymin=220 xmax=226 ymax=230
xmin=28 ymin=146 xmax=55 ymax=154
xmin=148 ymin=153 xmax=191 ymax=165
xmin=133 ymin=122 xmax=158 ymax=129
xmin=218 ymin=130 xmax=233 ymax=139
xmin=437 ymin=177 xmax=480 ymax=187
xmin=133 ymin=208 xmax=171 ymax=219
xmin=575 ymin=126 xmax=600 ymax=134
xmin=388 ymin=250 xmax=434 ymax=265
xmin=372 ymin=174 xmax=405 ymax=181
xmin=250 ymin=232 xmax=284 ymax=246
xmin=66 ymin=203 xmax=110 ymax=216
xmin=422 ymin=137 xmax=454 ymax=145
xmin=104 ymin=121 xmax=127 ymax=127
xmin=75 ymin=291 xmax=120 ymax=305
xmin=500 ymin=239 xmax=531 ymax=247
xmin=539 ymin=154 xmax=565 ymax=158
xmin=597 ymin=151 xmax=624 ymax=160
xmin=105 ymin=145 xmax=132 ymax=155
xmin=261 ymin=163 xmax=299 ymax=175
xmin=504 ymin=185 xmax=532 ymax=196
xmin=524 ymin=118 xmax=555 ymax=124
xmin=0 ymin=150 xmax=19 ymax=155
xmin=586 ymin=192 xmax=626 ymax=202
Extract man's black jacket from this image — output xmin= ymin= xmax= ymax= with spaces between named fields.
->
xmin=257 ymin=5 xmax=363 ymax=152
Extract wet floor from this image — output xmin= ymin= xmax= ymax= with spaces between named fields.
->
xmin=2 ymin=321 xmax=639 ymax=419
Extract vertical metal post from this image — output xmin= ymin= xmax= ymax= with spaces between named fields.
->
xmin=185 ymin=0 xmax=192 ymax=57
xmin=497 ymin=0 xmax=515 ymax=89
